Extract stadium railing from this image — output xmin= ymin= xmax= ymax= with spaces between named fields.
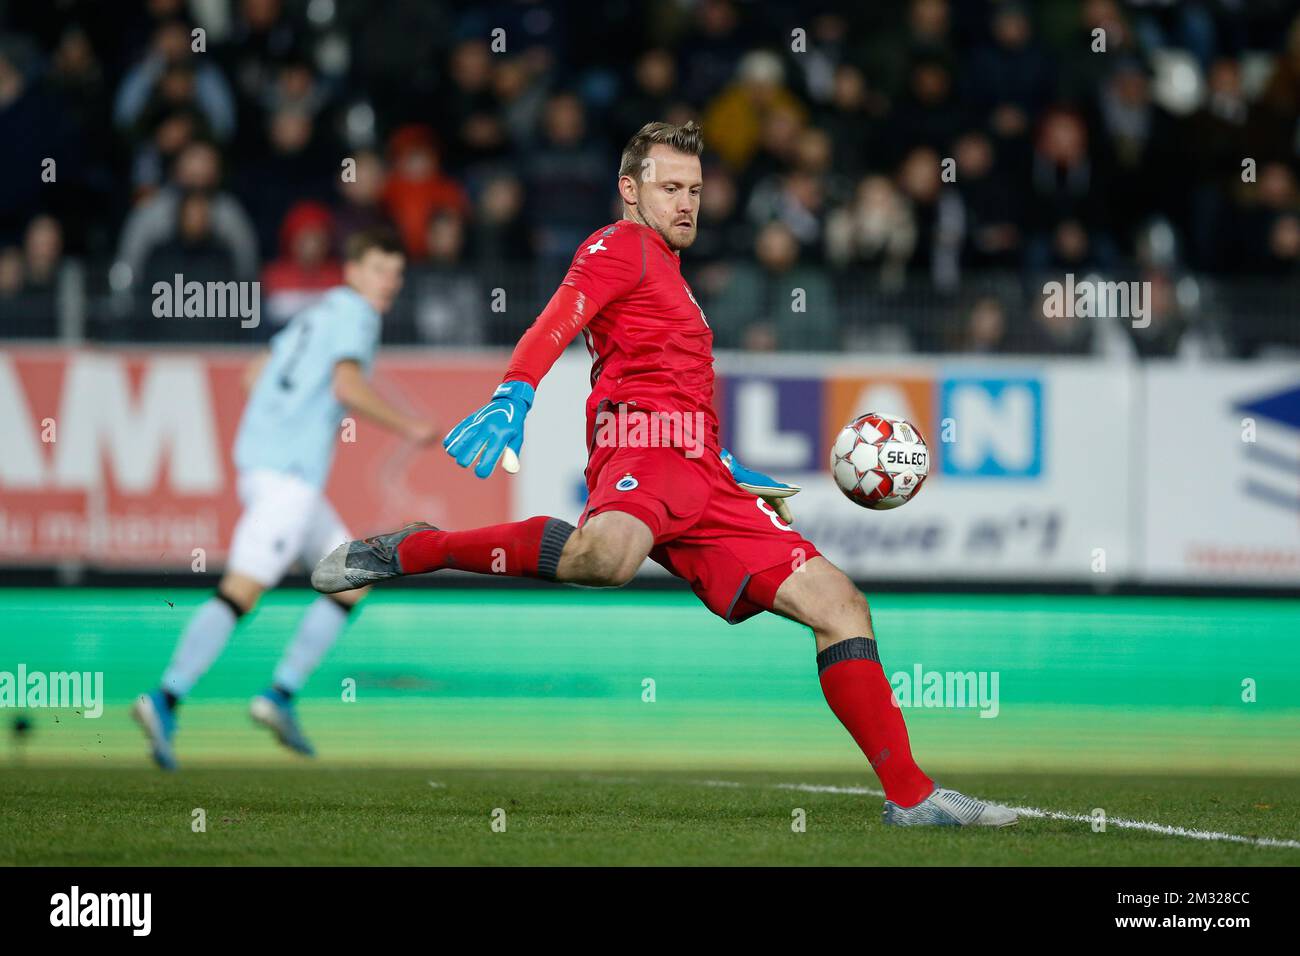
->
xmin=4 ymin=259 xmax=1300 ymax=358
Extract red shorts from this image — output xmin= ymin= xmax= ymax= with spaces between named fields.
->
xmin=579 ymin=443 xmax=820 ymax=623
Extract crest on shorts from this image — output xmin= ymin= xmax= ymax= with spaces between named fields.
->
xmin=615 ymin=474 xmax=638 ymax=492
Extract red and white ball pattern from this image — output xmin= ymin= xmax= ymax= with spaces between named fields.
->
xmin=830 ymin=413 xmax=930 ymax=510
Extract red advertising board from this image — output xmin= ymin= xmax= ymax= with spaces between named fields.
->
xmin=0 ymin=347 xmax=510 ymax=567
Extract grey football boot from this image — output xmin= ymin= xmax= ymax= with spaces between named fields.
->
xmin=311 ymin=521 xmax=438 ymax=593
xmin=883 ymin=785 xmax=1019 ymax=827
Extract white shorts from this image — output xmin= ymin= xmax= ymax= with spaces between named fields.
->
xmin=226 ymin=469 xmax=351 ymax=587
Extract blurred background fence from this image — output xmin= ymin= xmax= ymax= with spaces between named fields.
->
xmin=7 ymin=257 xmax=1300 ymax=358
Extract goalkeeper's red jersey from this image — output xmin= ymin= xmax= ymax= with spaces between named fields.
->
xmin=552 ymin=219 xmax=720 ymax=454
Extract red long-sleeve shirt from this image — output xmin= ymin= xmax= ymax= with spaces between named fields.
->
xmin=504 ymin=219 xmax=720 ymax=453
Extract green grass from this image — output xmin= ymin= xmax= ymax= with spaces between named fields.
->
xmin=3 ymin=588 xmax=1299 ymax=772
xmin=0 ymin=588 xmax=1297 ymax=864
xmin=2 ymin=767 xmax=1297 ymax=866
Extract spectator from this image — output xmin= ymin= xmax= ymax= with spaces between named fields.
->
xmin=1093 ymin=58 xmax=1183 ymax=247
xmin=49 ymin=25 xmax=107 ymax=126
xmin=736 ymin=105 xmax=806 ymax=203
xmin=1028 ymin=107 xmax=1111 ymax=260
xmin=0 ymin=35 xmax=76 ymax=244
xmin=815 ymin=64 xmax=889 ymax=180
xmin=950 ymin=295 xmax=1012 ymax=353
xmin=1186 ymin=57 xmax=1250 ymax=269
xmin=416 ymin=211 xmax=486 ymax=345
xmin=1022 ymin=286 xmax=1099 ymax=355
xmin=114 ymin=19 xmax=235 ymax=141
xmin=0 ymin=220 xmax=61 ymax=338
xmin=0 ymin=245 xmax=22 ymax=298
xmin=467 ymin=175 xmax=530 ymax=263
xmin=613 ymin=49 xmax=681 ymax=147
xmin=334 ymin=150 xmax=393 ymax=246
xmin=951 ymin=130 xmax=1024 ymax=270
xmin=1127 ymin=269 xmax=1227 ymax=358
xmin=438 ymin=40 xmax=508 ymax=170
xmin=258 ymin=56 xmax=327 ymax=117
xmin=788 ymin=12 xmax=853 ymax=106
xmin=1026 ymin=217 xmax=1118 ymax=276
xmin=381 ymin=124 xmax=470 ymax=259
xmin=1130 ymin=0 xmax=1219 ymax=71
xmin=686 ymin=163 xmax=751 ymax=267
xmin=677 ymin=0 xmax=749 ymax=106
xmin=747 ymin=169 xmax=828 ymax=262
xmin=1249 ymin=13 xmax=1300 ymax=161
xmin=48 ymin=25 xmax=113 ymax=215
xmin=895 ymin=146 xmax=953 ymax=279
xmin=220 ymin=0 xmax=306 ymax=114
xmin=348 ymin=0 xmax=451 ymax=129
xmin=18 ymin=215 xmax=65 ymax=336
xmin=861 ymin=0 xmax=953 ymax=100
xmin=140 ymin=189 xmax=239 ymax=291
xmin=236 ymin=105 xmax=336 ymax=256
xmin=1232 ymin=161 xmax=1300 ymax=274
xmin=825 ymin=174 xmax=917 ymax=289
xmin=261 ymin=201 xmax=343 ymax=324
xmin=1056 ymin=0 xmax=1139 ymax=102
xmin=492 ymin=56 xmax=550 ymax=152
xmin=22 ymin=214 xmax=63 ymax=293
xmin=703 ymin=51 xmax=807 ymax=173
xmin=884 ymin=54 xmax=963 ymax=161
xmin=1265 ymin=214 xmax=1300 ymax=273
xmin=707 ymin=222 xmax=836 ymax=350
xmin=965 ymin=3 xmax=1053 ymax=141
xmin=522 ymin=93 xmax=610 ymax=264
xmin=117 ymin=140 xmax=259 ymax=284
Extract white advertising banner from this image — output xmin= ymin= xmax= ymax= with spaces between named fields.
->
xmin=516 ymin=353 xmax=1137 ymax=581
xmin=1142 ymin=362 xmax=1300 ymax=584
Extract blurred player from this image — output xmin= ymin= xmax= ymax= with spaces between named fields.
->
xmin=313 ymin=124 xmax=1016 ymax=827
xmin=133 ymin=228 xmax=437 ymax=770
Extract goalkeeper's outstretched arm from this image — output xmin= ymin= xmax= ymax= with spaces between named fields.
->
xmin=443 ymin=284 xmax=596 ymax=478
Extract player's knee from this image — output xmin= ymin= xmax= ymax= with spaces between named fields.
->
xmin=848 ymin=587 xmax=874 ymax=637
xmin=558 ymin=513 xmax=650 ymax=587
xmin=809 ymin=569 xmax=873 ymax=640
xmin=586 ymin=547 xmax=642 ymax=587
xmin=610 ymin=553 xmax=644 ymax=587
xmin=218 ymin=572 xmax=264 ymax=615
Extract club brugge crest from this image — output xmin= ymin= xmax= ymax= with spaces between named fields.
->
xmin=616 ymin=474 xmax=638 ymax=491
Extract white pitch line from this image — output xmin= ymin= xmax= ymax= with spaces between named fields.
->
xmin=695 ymin=779 xmax=1300 ymax=851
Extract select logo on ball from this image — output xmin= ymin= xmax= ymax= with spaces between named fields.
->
xmin=830 ymin=413 xmax=930 ymax=511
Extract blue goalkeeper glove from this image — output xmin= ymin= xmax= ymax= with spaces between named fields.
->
xmin=443 ymin=380 xmax=535 ymax=479
xmin=720 ymin=447 xmax=801 ymax=525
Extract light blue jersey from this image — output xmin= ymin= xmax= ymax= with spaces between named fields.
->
xmin=234 ymin=286 xmax=380 ymax=487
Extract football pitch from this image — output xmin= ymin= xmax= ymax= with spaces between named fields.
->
xmin=1 ymin=587 xmax=1297 ymax=866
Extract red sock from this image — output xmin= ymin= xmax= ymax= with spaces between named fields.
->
xmin=396 ymin=516 xmax=575 ymax=580
xmin=818 ymin=637 xmax=934 ymax=807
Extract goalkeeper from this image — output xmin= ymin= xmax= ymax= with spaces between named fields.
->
xmin=313 ymin=122 xmax=1016 ymax=828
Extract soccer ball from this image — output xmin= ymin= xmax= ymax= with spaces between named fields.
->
xmin=830 ymin=413 xmax=929 ymax=510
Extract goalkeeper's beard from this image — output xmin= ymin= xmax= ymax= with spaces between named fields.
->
xmin=627 ymin=203 xmax=696 ymax=251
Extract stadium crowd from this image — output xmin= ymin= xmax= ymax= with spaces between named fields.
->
xmin=3 ymin=0 xmax=1300 ymax=355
